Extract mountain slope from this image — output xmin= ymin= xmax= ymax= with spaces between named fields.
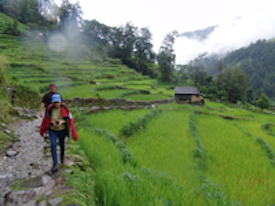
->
xmin=204 ymin=39 xmax=275 ymax=98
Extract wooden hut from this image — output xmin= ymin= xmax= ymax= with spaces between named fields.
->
xmin=174 ymin=87 xmax=205 ymax=104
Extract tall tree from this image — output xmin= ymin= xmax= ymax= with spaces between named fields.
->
xmin=109 ymin=22 xmax=137 ymax=67
xmin=59 ymin=0 xmax=83 ymax=34
xmin=246 ymin=87 xmax=254 ymax=104
xmin=256 ymin=93 xmax=270 ymax=111
xmin=157 ymin=31 xmax=178 ymax=82
xmin=188 ymin=53 xmax=208 ymax=86
xmin=133 ymin=27 xmax=155 ymax=74
xmin=217 ymin=67 xmax=250 ymax=103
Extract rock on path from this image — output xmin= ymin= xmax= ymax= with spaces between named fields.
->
xmin=0 ymin=117 xmax=52 ymax=205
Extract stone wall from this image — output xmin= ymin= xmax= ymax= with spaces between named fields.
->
xmin=63 ymin=97 xmax=173 ymax=107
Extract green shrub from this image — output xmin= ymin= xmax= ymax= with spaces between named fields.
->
xmin=119 ymin=109 xmax=161 ymax=137
xmin=189 ymin=112 xmax=205 ymax=170
xmin=261 ymin=123 xmax=275 ymax=136
xmin=256 ymin=93 xmax=271 ymax=111
xmin=0 ymin=99 xmax=19 ymax=123
xmin=14 ymin=84 xmax=41 ymax=108
xmin=119 ymin=90 xmax=140 ymax=99
xmin=91 ymin=85 xmax=117 ymax=92
xmin=256 ymin=137 xmax=275 ymax=165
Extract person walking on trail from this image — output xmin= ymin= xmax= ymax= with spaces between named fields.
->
xmin=40 ymin=94 xmax=78 ymax=173
xmin=40 ymin=84 xmax=61 ymax=118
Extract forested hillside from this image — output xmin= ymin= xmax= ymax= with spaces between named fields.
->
xmin=223 ymin=40 xmax=275 ymax=98
xmin=203 ymin=40 xmax=275 ymax=99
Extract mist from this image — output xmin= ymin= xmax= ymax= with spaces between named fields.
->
xmin=174 ymin=13 xmax=275 ymax=65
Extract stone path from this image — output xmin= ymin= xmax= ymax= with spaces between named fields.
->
xmin=0 ymin=116 xmax=75 ymax=206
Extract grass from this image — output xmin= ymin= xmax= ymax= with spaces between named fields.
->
xmin=78 ymin=122 xmax=192 ymax=205
xmin=76 ymin=107 xmax=245 ymax=205
xmin=58 ymin=84 xmax=99 ymax=98
xmin=196 ymin=114 xmax=275 ymax=205
xmin=86 ymin=109 xmax=150 ymax=136
xmin=76 ymin=101 xmax=275 ymax=205
xmin=126 ymin=110 xmax=198 ymax=187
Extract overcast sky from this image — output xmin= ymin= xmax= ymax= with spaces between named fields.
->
xmin=54 ymin=0 xmax=275 ymax=64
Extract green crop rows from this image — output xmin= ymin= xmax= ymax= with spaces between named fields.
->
xmin=74 ymin=100 xmax=275 ymax=205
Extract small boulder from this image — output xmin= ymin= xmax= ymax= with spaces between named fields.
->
xmin=65 ymin=161 xmax=75 ymax=167
xmin=37 ymin=200 xmax=47 ymax=206
xmin=42 ymin=175 xmax=55 ymax=190
xmin=4 ymin=129 xmax=11 ymax=135
xmin=6 ymin=150 xmax=18 ymax=157
xmin=46 ymin=152 xmax=51 ymax=157
xmin=48 ymin=197 xmax=63 ymax=206
xmin=63 ymin=169 xmax=73 ymax=174
xmin=22 ymin=200 xmax=36 ymax=206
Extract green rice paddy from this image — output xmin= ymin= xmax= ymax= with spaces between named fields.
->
xmin=2 ymin=29 xmax=275 ymax=205
xmin=76 ymin=101 xmax=275 ymax=205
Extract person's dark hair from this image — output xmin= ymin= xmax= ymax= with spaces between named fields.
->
xmin=49 ymin=84 xmax=56 ymax=88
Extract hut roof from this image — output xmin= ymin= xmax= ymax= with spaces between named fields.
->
xmin=174 ymin=87 xmax=199 ymax=94
xmin=174 ymin=86 xmax=206 ymax=97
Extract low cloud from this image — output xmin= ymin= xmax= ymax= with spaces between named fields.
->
xmin=174 ymin=14 xmax=275 ymax=65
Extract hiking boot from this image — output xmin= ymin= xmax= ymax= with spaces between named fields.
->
xmin=51 ymin=163 xmax=58 ymax=173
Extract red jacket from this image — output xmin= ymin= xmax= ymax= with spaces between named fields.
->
xmin=40 ymin=104 xmax=78 ymax=141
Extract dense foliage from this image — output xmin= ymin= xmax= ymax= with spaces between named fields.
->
xmin=202 ymin=40 xmax=275 ymax=100
xmin=223 ymin=40 xmax=275 ymax=98
xmin=256 ymin=93 xmax=271 ymax=111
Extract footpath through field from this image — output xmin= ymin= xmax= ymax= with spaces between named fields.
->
xmin=0 ymin=116 xmax=77 ymax=206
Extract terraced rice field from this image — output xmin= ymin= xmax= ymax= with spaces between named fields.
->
xmin=0 ymin=33 xmax=173 ymax=101
xmin=76 ymin=101 xmax=275 ymax=205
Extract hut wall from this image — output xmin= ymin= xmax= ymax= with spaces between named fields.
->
xmin=191 ymin=95 xmax=203 ymax=103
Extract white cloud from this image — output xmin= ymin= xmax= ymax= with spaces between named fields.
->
xmin=54 ymin=0 xmax=275 ymax=64
xmin=175 ymin=11 xmax=275 ymax=64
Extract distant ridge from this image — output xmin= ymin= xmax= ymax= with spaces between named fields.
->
xmin=178 ymin=25 xmax=218 ymax=41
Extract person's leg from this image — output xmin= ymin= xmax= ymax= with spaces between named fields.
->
xmin=58 ymin=129 xmax=66 ymax=163
xmin=49 ymin=129 xmax=58 ymax=167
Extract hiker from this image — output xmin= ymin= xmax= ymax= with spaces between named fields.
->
xmin=40 ymin=94 xmax=78 ymax=173
xmin=40 ymin=84 xmax=61 ymax=118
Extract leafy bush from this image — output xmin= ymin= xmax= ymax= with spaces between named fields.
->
xmin=261 ymin=123 xmax=275 ymax=136
xmin=189 ymin=112 xmax=205 ymax=170
xmin=90 ymin=85 xmax=117 ymax=92
xmin=192 ymin=178 xmax=242 ymax=205
xmin=256 ymin=137 xmax=275 ymax=165
xmin=119 ymin=109 xmax=161 ymax=137
xmin=256 ymin=93 xmax=271 ymax=111
xmin=4 ymin=20 xmax=20 ymax=36
xmin=119 ymin=90 xmax=140 ymax=99
xmin=14 ymin=84 xmax=41 ymax=108
xmin=0 ymin=99 xmax=19 ymax=123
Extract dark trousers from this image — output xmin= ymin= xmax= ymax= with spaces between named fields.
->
xmin=49 ymin=129 xmax=67 ymax=163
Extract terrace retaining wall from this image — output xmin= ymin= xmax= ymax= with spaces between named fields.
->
xmin=63 ymin=97 xmax=173 ymax=107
